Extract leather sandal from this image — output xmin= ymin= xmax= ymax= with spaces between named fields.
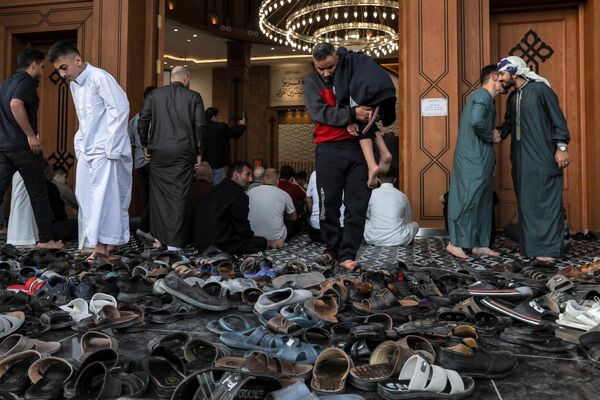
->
xmin=349 ymin=340 xmax=407 ymax=391
xmin=25 ymin=357 xmax=74 ymax=400
xmin=311 ymin=348 xmax=353 ymax=394
xmin=216 ymin=351 xmax=312 ymax=378
xmin=0 ymin=335 xmax=60 ymax=358
xmin=0 ymin=350 xmax=42 ymax=395
xmin=184 ymin=338 xmax=230 ymax=372
xmin=353 ymin=289 xmax=397 ymax=313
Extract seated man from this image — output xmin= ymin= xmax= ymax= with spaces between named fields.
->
xmin=51 ymin=166 xmax=78 ymax=210
xmin=364 ymin=173 xmax=418 ymax=246
xmin=248 ymin=166 xmax=265 ymax=191
xmin=248 ymin=168 xmax=297 ymax=248
xmin=194 ymin=161 xmax=267 ymax=255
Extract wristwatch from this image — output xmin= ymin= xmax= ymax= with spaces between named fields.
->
xmin=557 ymin=143 xmax=568 ymax=152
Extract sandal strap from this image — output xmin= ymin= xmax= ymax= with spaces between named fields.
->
xmin=219 ymin=315 xmax=251 ymax=332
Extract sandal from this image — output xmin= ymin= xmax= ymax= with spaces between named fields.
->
xmin=141 ymin=346 xmax=186 ymax=400
xmin=184 ymin=338 xmax=230 ymax=372
xmin=216 ymin=351 xmax=312 ymax=378
xmin=304 ymin=296 xmax=339 ymax=324
xmin=25 ymin=357 xmax=75 ymax=400
xmin=146 ymin=297 xmax=200 ymax=324
xmin=80 ymin=331 xmax=118 ymax=361
xmin=0 ymin=311 xmax=25 ymax=339
xmin=377 ymin=354 xmax=475 ymax=399
xmin=0 ymin=334 xmax=60 ymax=358
xmin=260 ymin=311 xmax=304 ymax=336
xmin=273 ymin=338 xmax=321 ymax=364
xmin=578 ymin=330 xmax=600 ymax=366
xmin=207 ymin=315 xmax=257 ymax=335
xmin=74 ymin=361 xmax=122 ymax=399
xmin=349 ymin=340 xmax=408 ymax=391
xmin=59 ymin=298 xmax=92 ymax=322
xmin=72 ymin=305 xmax=138 ymax=332
xmin=311 ymin=347 xmax=353 ymax=394
xmin=220 ymin=327 xmax=291 ymax=353
xmin=353 ymin=289 xmax=398 ymax=313
xmin=89 ymin=293 xmax=118 ymax=314
xmin=0 ymin=350 xmax=42 ymax=395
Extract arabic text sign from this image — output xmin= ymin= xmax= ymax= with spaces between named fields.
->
xmin=270 ymin=64 xmax=312 ymax=106
xmin=421 ymin=98 xmax=448 ymax=117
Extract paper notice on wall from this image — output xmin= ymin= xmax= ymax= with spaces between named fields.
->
xmin=421 ymin=98 xmax=448 ymax=116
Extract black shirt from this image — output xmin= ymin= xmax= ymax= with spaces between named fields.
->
xmin=0 ymin=70 xmax=39 ymax=151
xmin=194 ymin=178 xmax=255 ymax=253
xmin=203 ymin=121 xmax=246 ymax=169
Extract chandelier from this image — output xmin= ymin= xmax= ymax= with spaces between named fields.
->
xmin=259 ymin=0 xmax=399 ymax=57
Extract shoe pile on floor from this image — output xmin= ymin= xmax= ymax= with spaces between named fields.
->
xmin=1 ymin=243 xmax=600 ymax=399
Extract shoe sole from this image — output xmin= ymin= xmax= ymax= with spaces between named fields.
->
xmin=156 ymin=280 xmax=229 ymax=311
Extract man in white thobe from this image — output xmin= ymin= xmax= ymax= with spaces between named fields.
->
xmin=48 ymin=41 xmax=132 ymax=255
xmin=364 ymin=174 xmax=419 ymax=246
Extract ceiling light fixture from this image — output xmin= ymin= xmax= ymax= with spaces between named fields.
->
xmin=259 ymin=0 xmax=399 ymax=56
xmin=163 ymin=53 xmax=313 ymax=65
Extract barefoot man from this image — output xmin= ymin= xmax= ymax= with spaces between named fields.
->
xmin=446 ymin=65 xmax=504 ymax=259
xmin=49 ymin=41 xmax=132 ymax=257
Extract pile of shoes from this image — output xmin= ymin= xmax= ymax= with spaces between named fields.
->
xmin=1 ymin=242 xmax=600 ymax=399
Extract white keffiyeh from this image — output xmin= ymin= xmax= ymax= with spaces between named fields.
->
xmin=497 ymin=56 xmax=551 ymax=87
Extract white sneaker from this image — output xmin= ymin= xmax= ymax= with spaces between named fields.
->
xmin=556 ymin=300 xmax=600 ymax=331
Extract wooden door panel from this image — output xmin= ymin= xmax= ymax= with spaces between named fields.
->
xmin=491 ymin=8 xmax=582 ymax=231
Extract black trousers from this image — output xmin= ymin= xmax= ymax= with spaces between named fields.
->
xmin=0 ymin=150 xmax=54 ymax=242
xmin=284 ymin=219 xmax=302 ymax=242
xmin=232 ymin=236 xmax=268 ymax=256
xmin=308 ymin=225 xmax=323 ymax=243
xmin=316 ymin=140 xmax=370 ymax=262
xmin=136 ymin=164 xmax=151 ymax=232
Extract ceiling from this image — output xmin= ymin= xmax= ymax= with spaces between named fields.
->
xmin=164 ymin=20 xmax=312 ymax=70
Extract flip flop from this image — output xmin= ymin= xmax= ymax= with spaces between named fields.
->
xmin=206 ymin=315 xmax=257 ymax=335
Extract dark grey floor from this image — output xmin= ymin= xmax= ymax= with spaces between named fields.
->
xmin=7 ymin=233 xmax=600 ymax=399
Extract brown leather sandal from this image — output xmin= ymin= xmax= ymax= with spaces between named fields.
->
xmin=265 ymin=316 xmax=303 ymax=336
xmin=215 ymin=351 xmax=312 ymax=378
xmin=348 ymin=340 xmax=406 ymax=391
xmin=311 ymin=347 xmax=353 ymax=394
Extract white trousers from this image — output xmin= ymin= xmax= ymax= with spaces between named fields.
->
xmin=7 ymin=172 xmax=38 ymax=245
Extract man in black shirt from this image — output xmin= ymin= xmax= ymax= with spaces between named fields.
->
xmin=203 ymin=107 xmax=246 ymax=185
xmin=0 ymin=47 xmax=63 ymax=249
xmin=194 ymin=161 xmax=267 ymax=255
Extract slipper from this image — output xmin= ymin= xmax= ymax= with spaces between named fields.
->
xmin=89 ymin=293 xmax=117 ymax=314
xmin=216 ymin=351 xmax=312 ymax=378
xmin=480 ymin=297 xmax=555 ymax=326
xmin=259 ymin=311 xmax=304 ymax=336
xmin=499 ymin=329 xmax=576 ymax=352
xmin=273 ymin=338 xmax=322 ymax=365
xmin=207 ymin=315 xmax=257 ymax=335
xmin=80 ymin=331 xmax=119 ymax=361
xmin=220 ymin=327 xmax=292 ymax=353
xmin=59 ymin=298 xmax=92 ymax=322
xmin=272 ymin=272 xmax=326 ymax=289
xmin=141 ymin=346 xmax=186 ymax=399
xmin=0 ymin=350 xmax=42 ymax=396
xmin=449 ymin=282 xmax=533 ymax=302
xmin=0 ymin=311 xmax=26 ymax=339
xmin=0 ymin=334 xmax=61 ymax=358
xmin=184 ymin=338 xmax=230 ymax=372
xmin=377 ymin=354 xmax=475 ymax=399
xmin=25 ymin=357 xmax=75 ymax=400
xmin=72 ymin=305 xmax=138 ymax=332
xmin=148 ymin=332 xmax=191 ymax=359
xmin=311 ymin=347 xmax=353 ymax=394
xmin=39 ymin=309 xmax=75 ymax=330
xmin=349 ymin=340 xmax=410 ymax=391
xmin=578 ymin=330 xmax=600 ymax=366
xmin=74 ymin=361 xmax=122 ymax=399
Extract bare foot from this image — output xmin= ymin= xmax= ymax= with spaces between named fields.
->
xmin=446 ymin=243 xmax=468 ymax=259
xmin=472 ymin=247 xmax=501 ymax=257
xmin=80 ymin=247 xmax=95 ymax=256
xmin=378 ymin=152 xmax=393 ymax=175
xmin=106 ymin=245 xmax=115 ymax=254
xmin=367 ymin=165 xmax=380 ymax=188
xmin=268 ymin=238 xmax=285 ymax=249
xmin=536 ymin=256 xmax=556 ymax=263
xmin=36 ymin=240 xmax=64 ymax=250
xmin=339 ymin=260 xmax=360 ymax=271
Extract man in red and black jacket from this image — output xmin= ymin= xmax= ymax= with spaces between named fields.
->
xmin=303 ymin=42 xmax=374 ymax=271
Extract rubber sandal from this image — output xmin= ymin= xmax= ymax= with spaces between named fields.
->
xmin=547 ymin=275 xmax=574 ymax=292
xmin=0 ymin=311 xmax=25 ymax=339
xmin=72 ymin=305 xmax=138 ymax=332
xmin=62 ymin=348 xmax=120 ymax=399
xmin=80 ymin=331 xmax=119 ymax=361
xmin=481 ymin=297 xmax=556 ymax=326
xmin=578 ymin=330 xmax=600 ymax=366
xmin=273 ymin=338 xmax=321 ymax=364
xmin=499 ymin=330 xmax=576 ymax=352
xmin=220 ymin=326 xmax=292 ymax=353
xmin=141 ymin=346 xmax=186 ymax=400
xmin=352 ymin=289 xmax=397 ymax=313
xmin=0 ymin=334 xmax=60 ymax=358
xmin=216 ymin=351 xmax=313 ymax=378
xmin=25 ymin=357 xmax=74 ymax=400
xmin=148 ymin=332 xmax=191 ymax=359
xmin=146 ymin=297 xmax=200 ymax=324
xmin=89 ymin=293 xmax=117 ymax=314
xmin=304 ymin=296 xmax=339 ymax=324
xmin=449 ymin=282 xmax=533 ymax=302
xmin=303 ymin=327 xmax=331 ymax=347
xmin=74 ymin=361 xmax=122 ymax=399
xmin=311 ymin=347 xmax=353 ymax=394
xmin=184 ymin=338 xmax=230 ymax=372
xmin=260 ymin=311 xmax=304 ymax=336
xmin=272 ymin=272 xmax=326 ymax=290
xmin=377 ymin=354 xmax=475 ymax=399
xmin=349 ymin=340 xmax=408 ymax=391
xmin=0 ymin=350 xmax=41 ymax=395
xmin=59 ymin=298 xmax=92 ymax=322
xmin=171 ymin=368 xmax=283 ymax=400
xmin=207 ymin=315 xmax=257 ymax=335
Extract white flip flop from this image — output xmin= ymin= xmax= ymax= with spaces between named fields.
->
xmin=89 ymin=293 xmax=117 ymax=314
xmin=59 ymin=299 xmax=92 ymax=322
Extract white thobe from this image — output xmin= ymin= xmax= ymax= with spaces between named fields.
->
xmin=70 ymin=63 xmax=132 ymax=248
xmin=364 ymin=183 xmax=419 ymax=246
xmin=7 ymin=173 xmax=38 ymax=245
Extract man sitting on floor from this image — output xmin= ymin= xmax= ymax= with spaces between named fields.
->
xmin=364 ymin=173 xmax=418 ymax=246
xmin=194 ymin=161 xmax=267 ymax=255
xmin=248 ymin=166 xmax=265 ymax=191
xmin=248 ymin=168 xmax=297 ymax=248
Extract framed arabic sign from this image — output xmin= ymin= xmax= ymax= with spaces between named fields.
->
xmin=270 ymin=63 xmax=313 ymax=107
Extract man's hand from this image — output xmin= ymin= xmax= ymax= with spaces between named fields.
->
xmin=492 ymin=129 xmax=501 ymax=144
xmin=238 ymin=117 xmax=246 ymax=126
xmin=143 ymin=147 xmax=151 ymax=161
xmin=556 ymin=150 xmax=570 ymax=169
xmin=354 ymin=106 xmax=372 ymax=123
xmin=347 ymin=123 xmax=359 ymax=136
xmin=27 ymin=135 xmax=42 ymax=155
